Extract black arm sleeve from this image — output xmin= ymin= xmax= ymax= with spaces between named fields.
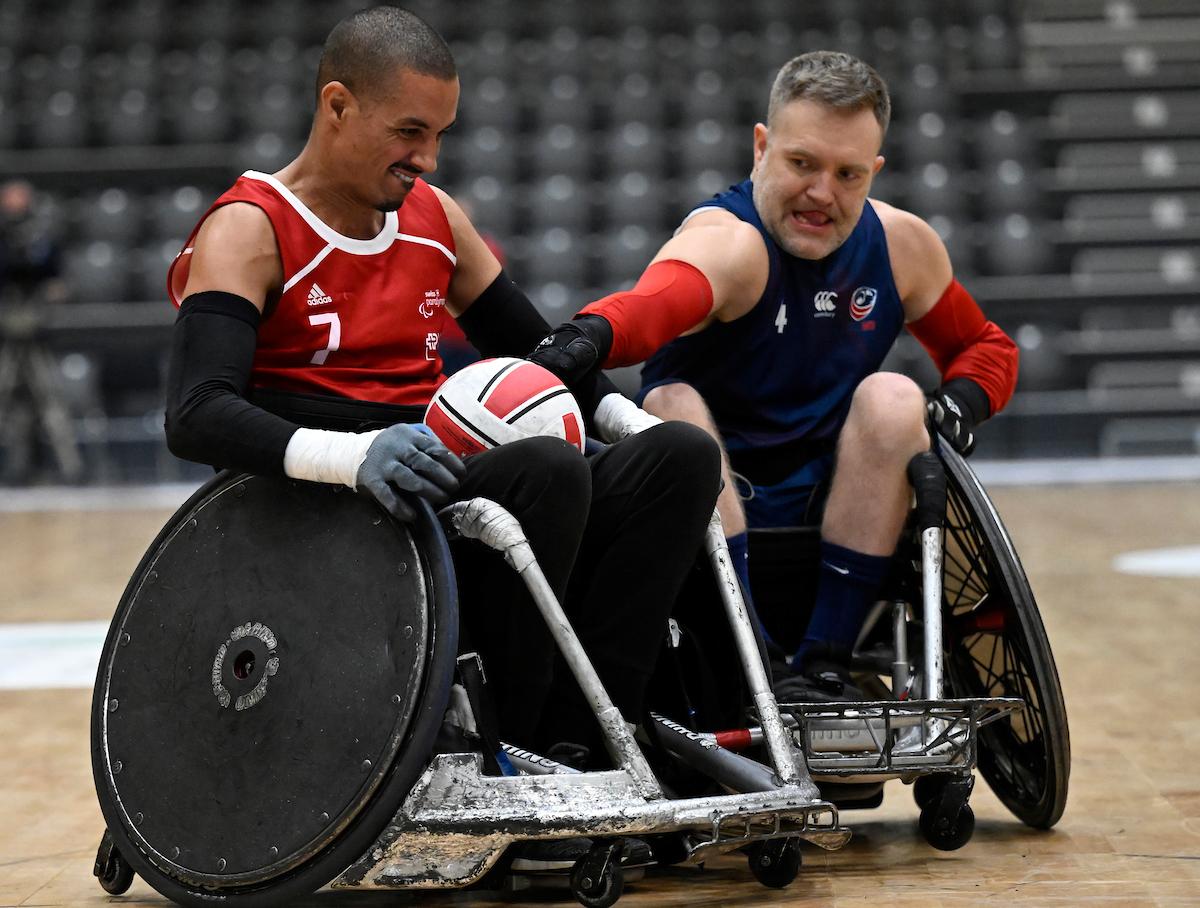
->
xmin=454 ymin=270 xmax=552 ymax=357
xmin=454 ymin=272 xmax=623 ymax=428
xmin=164 ymin=291 xmax=299 ymax=474
xmin=453 ymin=271 xmax=624 ymax=427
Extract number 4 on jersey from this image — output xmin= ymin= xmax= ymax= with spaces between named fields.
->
xmin=775 ymin=303 xmax=788 ymax=334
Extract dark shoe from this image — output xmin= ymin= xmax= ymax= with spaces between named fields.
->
xmin=544 ymin=741 xmax=591 ymax=770
xmin=775 ymin=669 xmax=866 ymax=703
xmin=774 ymin=646 xmax=866 ymax=704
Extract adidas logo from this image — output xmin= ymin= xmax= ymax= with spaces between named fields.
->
xmin=307 ymin=283 xmax=333 ymax=306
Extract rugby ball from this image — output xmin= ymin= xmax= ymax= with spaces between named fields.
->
xmin=425 ymin=357 xmax=584 ymax=458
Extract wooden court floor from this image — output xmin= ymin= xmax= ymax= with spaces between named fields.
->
xmin=2 ymin=481 xmax=1199 ymax=906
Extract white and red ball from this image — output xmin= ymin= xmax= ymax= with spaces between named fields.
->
xmin=424 ymin=357 xmax=584 ymax=458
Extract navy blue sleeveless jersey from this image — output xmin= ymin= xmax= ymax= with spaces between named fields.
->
xmin=640 ymin=180 xmax=904 ymax=459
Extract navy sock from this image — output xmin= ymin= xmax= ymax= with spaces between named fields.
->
xmin=727 ymin=531 xmax=774 ymax=645
xmin=793 ymin=541 xmax=892 ymax=669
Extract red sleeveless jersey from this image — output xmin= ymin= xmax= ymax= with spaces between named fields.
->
xmin=168 ymin=171 xmax=456 ymax=406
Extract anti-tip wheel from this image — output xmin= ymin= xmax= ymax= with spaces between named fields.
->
xmin=919 ymin=801 xmax=976 ymax=851
xmin=570 ymin=842 xmax=625 ymax=908
xmin=94 ymin=831 xmax=135 ymax=895
xmin=747 ymin=837 xmax=802 ymax=889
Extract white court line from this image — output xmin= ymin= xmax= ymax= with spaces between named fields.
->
xmin=0 ymin=621 xmax=109 ymax=690
xmin=1113 ymin=546 xmax=1200 ymax=578
xmin=0 ymin=482 xmax=202 ymax=512
xmin=1 ymin=456 xmax=1199 ymax=514
xmin=971 ymin=455 xmax=1200 ymax=487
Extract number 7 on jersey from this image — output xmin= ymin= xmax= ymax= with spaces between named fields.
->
xmin=309 ymin=312 xmax=341 ymax=365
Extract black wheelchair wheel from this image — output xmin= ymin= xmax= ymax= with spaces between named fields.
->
xmin=938 ymin=447 xmax=1071 ymax=829
xmin=90 ymin=472 xmax=459 ymax=907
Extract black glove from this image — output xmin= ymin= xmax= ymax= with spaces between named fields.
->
xmin=927 ymin=378 xmax=990 ymax=457
xmin=527 ymin=314 xmax=613 ymax=386
xmin=356 ymin=424 xmax=466 ymax=521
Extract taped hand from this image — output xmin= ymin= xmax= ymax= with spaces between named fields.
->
xmin=593 ymin=392 xmax=663 ymax=443
xmin=356 ymin=424 xmax=466 ymax=521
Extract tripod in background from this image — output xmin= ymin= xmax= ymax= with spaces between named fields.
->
xmin=0 ymin=301 xmax=84 ymax=482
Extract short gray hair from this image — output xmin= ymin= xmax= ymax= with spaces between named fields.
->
xmin=767 ymin=51 xmax=891 ymax=136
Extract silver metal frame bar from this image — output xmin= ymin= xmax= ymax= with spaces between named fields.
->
xmin=920 ymin=526 xmax=945 ymax=700
xmin=441 ymin=498 xmax=662 ymax=800
xmin=703 ymin=512 xmax=808 ymax=786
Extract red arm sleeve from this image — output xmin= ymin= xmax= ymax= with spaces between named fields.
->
xmin=579 ymin=259 xmax=714 ymax=367
xmin=906 ymin=279 xmax=1019 ymax=416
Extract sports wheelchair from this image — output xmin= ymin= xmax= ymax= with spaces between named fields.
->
xmin=90 ymin=444 xmax=1068 ymax=906
xmin=663 ymin=445 xmax=1070 ymax=851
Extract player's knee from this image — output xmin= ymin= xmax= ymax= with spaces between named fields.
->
xmin=641 ymin=420 xmax=722 ymax=496
xmin=489 ymin=435 xmax=591 ymax=504
xmin=642 ymin=381 xmax=707 ymax=424
xmin=847 ymin=373 xmax=929 ymax=450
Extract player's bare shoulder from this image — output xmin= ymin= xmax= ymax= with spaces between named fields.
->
xmin=665 ymin=208 xmax=769 ymax=321
xmin=428 ymin=184 xmax=468 ymax=232
xmin=184 ymin=202 xmax=283 ymax=307
xmin=870 ymin=198 xmax=951 ymax=312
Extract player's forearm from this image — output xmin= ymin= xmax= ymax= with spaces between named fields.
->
xmin=164 ymin=291 xmax=298 ymax=474
xmin=907 ymin=279 xmax=1019 ymax=416
xmin=454 ymin=270 xmax=552 ymax=358
xmin=578 ymin=259 xmax=713 ymax=367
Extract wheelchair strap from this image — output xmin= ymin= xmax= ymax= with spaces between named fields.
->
xmin=455 ymin=653 xmax=515 ymax=777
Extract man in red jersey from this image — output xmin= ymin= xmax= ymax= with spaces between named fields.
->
xmin=163 ymin=8 xmax=719 ymax=852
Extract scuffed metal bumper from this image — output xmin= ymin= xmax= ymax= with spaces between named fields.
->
xmin=336 ymin=753 xmax=849 ymax=889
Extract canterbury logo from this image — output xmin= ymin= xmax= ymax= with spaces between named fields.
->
xmin=813 ymin=290 xmax=837 ymax=315
xmin=307 ymin=283 xmax=333 ymax=306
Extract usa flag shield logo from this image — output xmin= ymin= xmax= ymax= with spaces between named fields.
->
xmin=850 ymin=286 xmax=877 ymax=321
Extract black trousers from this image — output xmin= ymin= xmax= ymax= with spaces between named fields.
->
xmin=450 ymin=421 xmax=721 ymax=759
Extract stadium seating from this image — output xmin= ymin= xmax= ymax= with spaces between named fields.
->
xmin=3 ymin=0 xmax=1200 ymax=480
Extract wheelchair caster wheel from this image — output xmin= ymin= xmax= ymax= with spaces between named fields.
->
xmin=917 ymin=772 xmax=975 ymax=851
xmin=570 ymin=839 xmax=625 ymax=908
xmin=920 ymin=801 xmax=976 ymax=851
xmin=913 ymin=773 xmax=949 ymax=811
xmin=94 ymin=829 xmax=134 ymax=895
xmin=747 ymin=837 xmax=802 ymax=889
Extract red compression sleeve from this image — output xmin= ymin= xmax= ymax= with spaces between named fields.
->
xmin=907 ymin=279 xmax=1019 ymax=415
xmin=579 ymin=259 xmax=714 ymax=366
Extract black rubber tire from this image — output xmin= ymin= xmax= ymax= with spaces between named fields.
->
xmin=912 ymin=774 xmax=950 ymax=813
xmin=938 ymin=446 xmax=1071 ymax=829
xmin=746 ymin=838 xmax=802 ymax=889
xmin=97 ymin=846 xmax=135 ymax=895
xmin=570 ymin=856 xmax=624 ymax=908
xmin=90 ymin=474 xmax=459 ymax=907
xmin=919 ymin=801 xmax=976 ymax=851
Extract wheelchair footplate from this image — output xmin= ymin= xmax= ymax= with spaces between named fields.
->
xmin=780 ymin=697 xmax=1024 ymax=777
xmin=333 ymin=750 xmax=850 ymax=890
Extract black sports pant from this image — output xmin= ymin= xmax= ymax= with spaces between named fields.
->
xmin=450 ymin=421 xmax=721 ymax=760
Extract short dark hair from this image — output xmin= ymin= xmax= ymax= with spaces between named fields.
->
xmin=315 ymin=6 xmax=456 ymax=105
xmin=768 ymin=51 xmax=891 ymax=136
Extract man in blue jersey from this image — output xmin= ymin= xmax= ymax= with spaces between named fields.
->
xmin=530 ymin=51 xmax=1019 ymax=700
